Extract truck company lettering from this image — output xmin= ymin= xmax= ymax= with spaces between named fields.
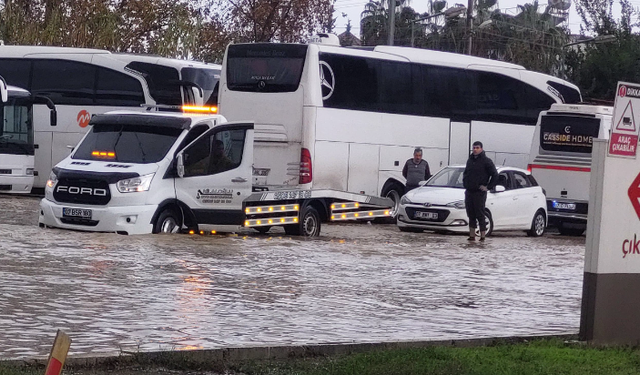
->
xmin=542 ymin=132 xmax=593 ymax=147
xmin=56 ymin=186 xmax=108 ymax=196
xmin=622 ymin=234 xmax=640 ymax=258
xmin=197 ymin=188 xmax=233 ymax=204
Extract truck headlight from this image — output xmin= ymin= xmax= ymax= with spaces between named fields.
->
xmin=400 ymin=195 xmax=412 ymax=205
xmin=446 ymin=200 xmax=465 ymax=209
xmin=46 ymin=171 xmax=57 ymax=189
xmin=117 ymin=173 xmax=154 ymax=193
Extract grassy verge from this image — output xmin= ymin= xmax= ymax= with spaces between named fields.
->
xmin=2 ymin=339 xmax=640 ymax=375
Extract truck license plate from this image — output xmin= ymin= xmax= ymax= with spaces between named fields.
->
xmin=62 ymin=207 xmax=92 ymax=219
xmin=553 ymin=202 xmax=576 ymax=211
xmin=415 ymin=211 xmax=438 ymax=220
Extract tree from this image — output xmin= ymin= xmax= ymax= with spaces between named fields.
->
xmin=565 ymin=0 xmax=640 ymax=100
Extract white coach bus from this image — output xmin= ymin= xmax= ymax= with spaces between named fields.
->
xmin=0 ymin=46 xmax=221 ymax=189
xmin=218 ymin=36 xmax=581 ymax=212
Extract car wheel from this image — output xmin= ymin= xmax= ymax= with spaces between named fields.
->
xmin=284 ymin=206 xmax=321 ymax=237
xmin=475 ymin=209 xmax=493 ymax=237
xmin=527 ymin=210 xmax=546 ymax=237
xmin=153 ymin=208 xmax=182 ymax=234
xmin=557 ymin=222 xmax=585 ymax=236
xmin=399 ymin=227 xmax=423 ymax=233
xmin=378 ymin=182 xmax=405 ymax=223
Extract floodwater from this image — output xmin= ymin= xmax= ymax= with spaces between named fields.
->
xmin=0 ymin=195 xmax=585 ymax=360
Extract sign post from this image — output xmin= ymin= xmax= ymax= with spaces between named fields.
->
xmin=44 ymin=330 xmax=71 ymax=375
xmin=582 ymin=82 xmax=640 ymax=343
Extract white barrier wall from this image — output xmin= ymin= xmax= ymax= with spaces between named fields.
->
xmin=581 ymin=139 xmax=640 ymax=343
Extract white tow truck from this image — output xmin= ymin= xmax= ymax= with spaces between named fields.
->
xmin=38 ymin=111 xmax=392 ymax=236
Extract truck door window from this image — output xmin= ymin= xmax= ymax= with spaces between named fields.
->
xmin=183 ymin=129 xmax=246 ymax=177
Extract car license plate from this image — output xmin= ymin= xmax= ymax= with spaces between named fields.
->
xmin=62 ymin=207 xmax=92 ymax=219
xmin=553 ymin=202 xmax=576 ymax=211
xmin=415 ymin=211 xmax=438 ymax=220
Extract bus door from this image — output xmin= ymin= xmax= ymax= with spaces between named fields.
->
xmin=449 ymin=121 xmax=471 ymax=165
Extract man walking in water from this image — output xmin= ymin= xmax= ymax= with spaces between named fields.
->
xmin=402 ymin=148 xmax=431 ymax=192
xmin=463 ymin=141 xmax=498 ymax=241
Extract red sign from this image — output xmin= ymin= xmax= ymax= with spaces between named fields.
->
xmin=609 ymin=133 xmax=639 ymax=156
xmin=628 ymin=172 xmax=640 ymax=221
xmin=77 ymin=110 xmax=91 ymax=128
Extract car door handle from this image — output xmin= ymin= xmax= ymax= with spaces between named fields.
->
xmin=232 ymin=177 xmax=248 ymax=183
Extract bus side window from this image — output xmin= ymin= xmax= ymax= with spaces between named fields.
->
xmin=31 ymin=60 xmax=95 ymax=105
xmin=0 ymin=59 xmax=32 ymax=89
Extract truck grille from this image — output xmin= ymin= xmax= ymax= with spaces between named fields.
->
xmin=0 ymin=185 xmax=11 ymax=191
xmin=53 ymin=178 xmax=111 ymax=205
xmin=404 ymin=207 xmax=450 ymax=222
xmin=0 ymin=169 xmax=11 ymax=175
xmin=60 ymin=218 xmax=100 ymax=226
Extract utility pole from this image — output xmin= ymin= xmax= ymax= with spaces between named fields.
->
xmin=388 ymin=0 xmax=395 ymax=46
xmin=466 ymin=0 xmax=473 ymax=54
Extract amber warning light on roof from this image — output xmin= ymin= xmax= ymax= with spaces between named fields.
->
xmin=92 ymin=151 xmax=116 ymax=159
xmin=182 ymin=105 xmax=218 ymax=114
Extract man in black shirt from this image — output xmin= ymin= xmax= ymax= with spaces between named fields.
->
xmin=462 ymin=141 xmax=498 ymax=241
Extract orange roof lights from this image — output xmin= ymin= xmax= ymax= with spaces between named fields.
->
xmin=92 ymin=151 xmax=116 ymax=159
xmin=182 ymin=105 xmax=218 ymax=114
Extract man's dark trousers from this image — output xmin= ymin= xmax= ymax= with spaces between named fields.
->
xmin=465 ymin=190 xmax=487 ymax=231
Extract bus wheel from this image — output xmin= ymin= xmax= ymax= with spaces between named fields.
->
xmin=380 ymin=182 xmax=404 ymax=223
xmin=154 ymin=208 xmax=182 ymax=234
xmin=285 ymin=206 xmax=321 ymax=237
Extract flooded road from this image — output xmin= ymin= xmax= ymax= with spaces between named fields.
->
xmin=0 ymin=195 xmax=585 ymax=359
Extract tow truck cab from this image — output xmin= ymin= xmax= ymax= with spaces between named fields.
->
xmin=39 ymin=111 xmax=393 ymax=236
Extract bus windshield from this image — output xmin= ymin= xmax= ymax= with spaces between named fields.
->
xmin=181 ymin=67 xmax=220 ymax=106
xmin=73 ymin=124 xmax=182 ymax=163
xmin=226 ymin=44 xmax=307 ymax=93
xmin=540 ymin=115 xmax=600 ymax=154
xmin=0 ymin=97 xmax=34 ymax=155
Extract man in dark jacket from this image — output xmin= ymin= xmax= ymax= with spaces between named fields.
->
xmin=462 ymin=141 xmax=498 ymax=241
xmin=402 ymin=148 xmax=431 ymax=192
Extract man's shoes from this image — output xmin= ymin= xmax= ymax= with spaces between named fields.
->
xmin=479 ymin=237 xmax=486 ymax=242
xmin=467 ymin=236 xmax=476 ymax=241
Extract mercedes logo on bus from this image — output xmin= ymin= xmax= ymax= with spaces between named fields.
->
xmin=319 ymin=61 xmax=335 ymax=100
xmin=258 ymin=80 xmax=266 ymax=89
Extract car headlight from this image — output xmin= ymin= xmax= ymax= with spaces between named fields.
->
xmin=400 ymin=195 xmax=412 ymax=205
xmin=117 ymin=173 xmax=155 ymax=193
xmin=46 ymin=171 xmax=58 ymax=189
xmin=446 ymin=200 xmax=465 ymax=209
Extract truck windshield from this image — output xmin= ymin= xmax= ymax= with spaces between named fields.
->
xmin=73 ymin=124 xmax=182 ymax=163
xmin=0 ymin=97 xmax=34 ymax=156
xmin=226 ymin=44 xmax=307 ymax=93
xmin=540 ymin=115 xmax=600 ymax=154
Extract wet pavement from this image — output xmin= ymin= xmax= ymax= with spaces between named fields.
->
xmin=0 ymin=195 xmax=585 ymax=360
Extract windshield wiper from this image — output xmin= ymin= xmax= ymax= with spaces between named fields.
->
xmin=133 ymin=132 xmax=147 ymax=162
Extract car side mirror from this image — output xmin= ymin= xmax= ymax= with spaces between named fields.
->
xmin=493 ymin=185 xmax=506 ymax=193
xmin=176 ymin=153 xmax=185 ymax=178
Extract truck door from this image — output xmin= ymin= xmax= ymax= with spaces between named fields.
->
xmin=175 ymin=122 xmax=254 ymax=226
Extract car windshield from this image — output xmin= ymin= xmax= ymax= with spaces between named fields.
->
xmin=73 ymin=124 xmax=182 ymax=163
xmin=425 ymin=167 xmax=465 ymax=188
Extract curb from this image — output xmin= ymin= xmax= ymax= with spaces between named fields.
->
xmin=2 ymin=333 xmax=579 ymax=369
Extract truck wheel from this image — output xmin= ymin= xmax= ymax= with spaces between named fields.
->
xmin=379 ymin=182 xmax=404 ymax=223
xmin=557 ymin=222 xmax=585 ymax=236
xmin=254 ymin=226 xmax=271 ymax=234
xmin=153 ymin=208 xmax=182 ymax=234
xmin=526 ymin=210 xmax=546 ymax=237
xmin=284 ymin=206 xmax=321 ymax=237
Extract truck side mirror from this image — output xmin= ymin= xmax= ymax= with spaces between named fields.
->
xmin=176 ymin=153 xmax=185 ymax=178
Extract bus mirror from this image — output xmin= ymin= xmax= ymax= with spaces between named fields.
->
xmin=170 ymin=80 xmax=203 ymax=98
xmin=0 ymin=76 xmax=7 ymax=103
xmin=176 ymin=153 xmax=185 ymax=178
xmin=50 ymin=109 xmax=57 ymax=126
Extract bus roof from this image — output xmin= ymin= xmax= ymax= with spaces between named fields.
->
xmin=0 ymin=45 xmax=110 ymax=57
xmin=372 ymin=45 xmax=525 ymax=70
xmin=110 ymin=53 xmax=221 ymax=69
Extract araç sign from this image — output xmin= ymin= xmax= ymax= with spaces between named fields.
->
xmin=609 ymin=82 xmax=640 ymax=158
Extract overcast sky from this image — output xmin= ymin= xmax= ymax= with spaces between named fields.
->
xmin=332 ymin=0 xmax=590 ymax=37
